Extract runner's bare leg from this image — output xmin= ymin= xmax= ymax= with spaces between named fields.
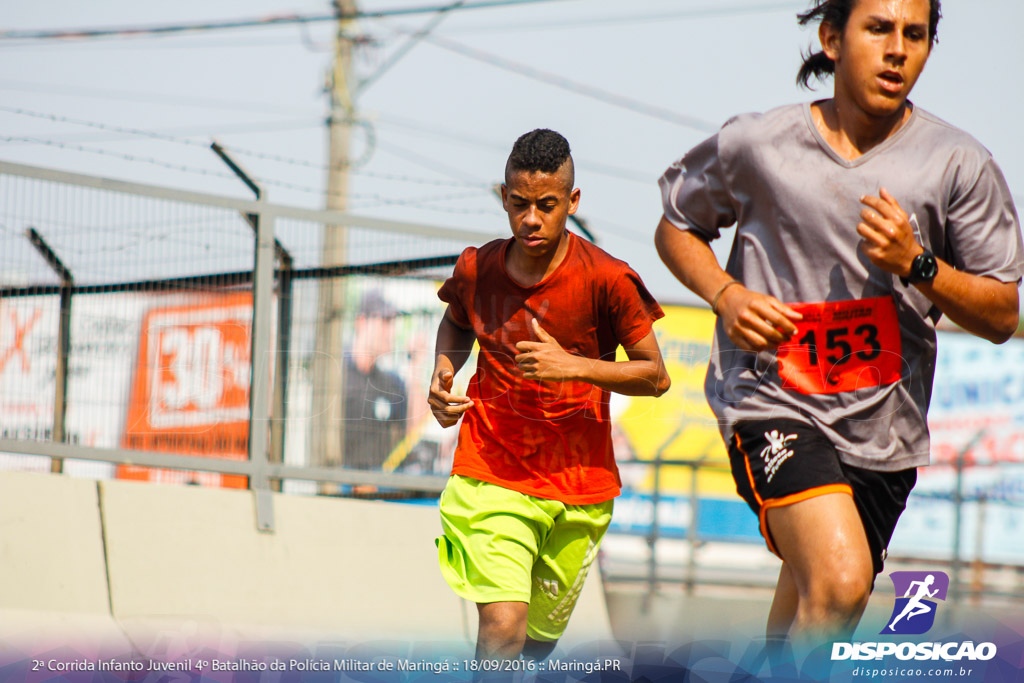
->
xmin=476 ymin=602 xmax=528 ymax=660
xmin=765 ymin=492 xmax=873 ymax=649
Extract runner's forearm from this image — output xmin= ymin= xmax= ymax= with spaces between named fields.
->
xmin=434 ymin=311 xmax=476 ymax=376
xmin=566 ymin=357 xmax=669 ymax=397
xmin=654 ymin=216 xmax=736 ymax=306
xmin=915 ymin=261 xmax=1018 ymax=344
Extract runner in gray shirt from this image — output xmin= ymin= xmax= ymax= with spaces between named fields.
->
xmin=655 ymin=0 xmax=1023 ymax=649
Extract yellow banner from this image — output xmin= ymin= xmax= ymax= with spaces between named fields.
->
xmin=614 ymin=304 xmax=733 ymax=496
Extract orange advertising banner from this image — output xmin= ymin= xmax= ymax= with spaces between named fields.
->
xmin=118 ymin=292 xmax=252 ymax=488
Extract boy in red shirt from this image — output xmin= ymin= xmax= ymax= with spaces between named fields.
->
xmin=428 ymin=129 xmax=670 ymax=662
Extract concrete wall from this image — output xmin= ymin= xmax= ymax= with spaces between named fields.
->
xmin=0 ymin=470 xmax=611 ymax=652
xmin=0 ymin=471 xmax=127 ymax=650
xmin=0 ymin=471 xmax=109 ymax=614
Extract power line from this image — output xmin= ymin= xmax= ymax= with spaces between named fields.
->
xmin=2 ymin=120 xmax=324 ymax=143
xmin=1 ymin=106 xmax=276 ymax=150
xmin=1 ymin=135 xmax=240 ymax=180
xmin=0 ymin=0 xmax=574 ymax=42
xmin=0 ymin=3 xmax=796 ymax=52
xmin=376 ymin=139 xmax=488 ymax=187
xmin=357 ymin=0 xmax=467 ymax=97
xmin=442 ymin=2 xmax=799 ymax=34
xmin=0 ymin=105 xmax=361 ymax=170
xmin=375 ymin=113 xmax=654 ymax=184
xmin=0 ymin=106 xmax=487 ymax=188
xmin=0 ymin=32 xmax=333 ymax=52
xmin=0 ymin=78 xmax=314 ymax=115
xmin=0 ymin=135 xmax=499 ymax=209
xmin=0 ymin=103 xmax=655 ymax=191
xmin=419 ymin=32 xmax=719 ymax=133
xmin=0 ymin=111 xmax=491 ymax=190
xmin=2 ymin=93 xmax=655 ymax=186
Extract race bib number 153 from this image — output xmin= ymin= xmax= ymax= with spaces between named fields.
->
xmin=776 ymin=296 xmax=902 ymax=395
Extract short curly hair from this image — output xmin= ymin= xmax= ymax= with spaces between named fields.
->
xmin=505 ymin=128 xmax=574 ymax=188
xmin=796 ymin=0 xmax=942 ymax=88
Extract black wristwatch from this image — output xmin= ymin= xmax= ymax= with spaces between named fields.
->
xmin=900 ymin=249 xmax=939 ymax=286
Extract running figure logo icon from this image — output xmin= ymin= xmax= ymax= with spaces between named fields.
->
xmin=763 ymin=430 xmax=797 ymax=456
xmin=882 ymin=571 xmax=949 ymax=635
xmin=759 ymin=430 xmax=797 ymax=483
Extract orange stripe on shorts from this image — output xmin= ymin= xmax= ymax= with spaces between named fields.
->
xmin=758 ymin=484 xmax=854 ymax=558
xmin=734 ymin=432 xmax=763 ymax=507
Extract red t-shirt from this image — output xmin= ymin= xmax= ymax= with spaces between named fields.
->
xmin=437 ymin=234 xmax=664 ymax=504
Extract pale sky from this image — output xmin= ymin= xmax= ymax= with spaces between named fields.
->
xmin=3 ymin=0 xmax=1022 ymax=304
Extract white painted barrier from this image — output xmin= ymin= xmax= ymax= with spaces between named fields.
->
xmin=0 ymin=471 xmax=126 ymax=650
xmin=0 ymin=471 xmax=611 ymax=650
xmin=0 ymin=471 xmax=109 ymax=614
xmin=100 ymin=479 xmax=470 ymax=642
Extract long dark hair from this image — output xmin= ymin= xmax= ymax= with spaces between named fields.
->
xmin=796 ymin=0 xmax=942 ymax=88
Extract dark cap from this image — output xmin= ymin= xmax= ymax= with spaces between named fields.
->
xmin=358 ymin=289 xmax=402 ymax=318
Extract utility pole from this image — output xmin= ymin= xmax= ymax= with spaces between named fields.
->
xmin=311 ymin=0 xmax=357 ymax=477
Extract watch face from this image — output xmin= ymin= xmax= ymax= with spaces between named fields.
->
xmin=912 ymin=251 xmax=938 ymax=282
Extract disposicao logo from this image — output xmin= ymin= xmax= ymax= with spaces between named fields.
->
xmin=882 ymin=571 xmax=949 ymax=635
xmin=831 ymin=570 xmax=997 ymax=664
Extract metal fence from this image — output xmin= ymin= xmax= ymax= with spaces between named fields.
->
xmin=0 ymin=159 xmax=504 ymax=530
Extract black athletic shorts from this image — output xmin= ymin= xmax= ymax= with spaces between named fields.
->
xmin=726 ymin=419 xmax=917 ymax=575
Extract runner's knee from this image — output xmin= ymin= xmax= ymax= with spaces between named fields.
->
xmin=477 ymin=603 xmax=528 ymax=656
xmin=806 ymin=568 xmax=872 ymax=618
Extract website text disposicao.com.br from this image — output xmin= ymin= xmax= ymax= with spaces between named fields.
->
xmin=835 ymin=640 xmax=996 ymax=679
xmin=851 ymin=664 xmax=978 ymax=678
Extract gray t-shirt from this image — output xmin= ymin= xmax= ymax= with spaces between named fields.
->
xmin=659 ymin=102 xmax=1024 ymax=471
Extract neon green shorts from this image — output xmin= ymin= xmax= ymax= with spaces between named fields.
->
xmin=436 ymin=475 xmax=613 ymax=642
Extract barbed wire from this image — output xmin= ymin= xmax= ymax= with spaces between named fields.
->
xmin=1 ymin=135 xmax=498 ymax=210
xmin=0 ymin=106 xmax=492 ymax=189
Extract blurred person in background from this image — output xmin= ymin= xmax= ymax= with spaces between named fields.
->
xmin=343 ymin=288 xmax=408 ymax=471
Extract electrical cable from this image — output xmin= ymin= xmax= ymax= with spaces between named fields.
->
xmin=439 ymin=2 xmax=799 ymax=34
xmin=374 ymin=113 xmax=654 ymax=184
xmin=357 ymin=0 xmax=467 ymax=97
xmin=0 ymin=135 xmax=501 ymax=210
xmin=0 ymin=78 xmax=313 ymax=114
xmin=0 ymin=106 xmax=488 ymax=188
xmin=419 ymin=32 xmax=719 ymax=133
xmin=0 ymin=0 xmax=575 ymax=42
